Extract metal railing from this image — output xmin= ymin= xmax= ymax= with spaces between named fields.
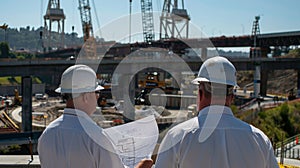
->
xmin=275 ymin=134 xmax=300 ymax=159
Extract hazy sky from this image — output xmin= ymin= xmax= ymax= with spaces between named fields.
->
xmin=1 ymin=0 xmax=300 ymax=41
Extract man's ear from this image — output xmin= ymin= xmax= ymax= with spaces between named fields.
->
xmin=82 ymin=93 xmax=89 ymax=103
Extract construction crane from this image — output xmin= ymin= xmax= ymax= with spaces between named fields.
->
xmin=251 ymin=15 xmax=261 ymax=58
xmin=78 ymin=0 xmax=96 ymax=58
xmin=43 ymin=0 xmax=65 ymax=51
xmin=78 ymin=0 xmax=94 ymax=42
xmin=160 ymin=0 xmax=190 ymax=39
xmin=140 ymin=0 xmax=155 ymax=43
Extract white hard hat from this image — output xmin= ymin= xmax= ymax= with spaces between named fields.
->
xmin=55 ymin=64 xmax=104 ymax=93
xmin=192 ymin=56 xmax=238 ymax=86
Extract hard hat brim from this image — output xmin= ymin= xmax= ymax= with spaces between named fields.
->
xmin=191 ymin=77 xmax=239 ymax=88
xmin=191 ymin=77 xmax=209 ymax=85
xmin=55 ymin=85 xmax=104 ymax=93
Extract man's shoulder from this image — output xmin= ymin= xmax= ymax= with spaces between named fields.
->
xmin=167 ymin=117 xmax=199 ymax=138
xmin=249 ymin=124 xmax=270 ymax=139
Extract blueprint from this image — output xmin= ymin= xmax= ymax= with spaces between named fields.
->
xmin=104 ymin=115 xmax=159 ymax=168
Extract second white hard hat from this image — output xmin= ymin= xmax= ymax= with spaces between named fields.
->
xmin=192 ymin=56 xmax=238 ymax=86
xmin=55 ymin=64 xmax=104 ymax=93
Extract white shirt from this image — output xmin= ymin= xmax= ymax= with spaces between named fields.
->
xmin=38 ymin=108 xmax=124 ymax=168
xmin=155 ymin=105 xmax=279 ymax=168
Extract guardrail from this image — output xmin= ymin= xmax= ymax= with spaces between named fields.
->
xmin=275 ymin=134 xmax=300 ymax=159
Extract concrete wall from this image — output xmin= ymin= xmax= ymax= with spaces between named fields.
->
xmin=0 ymin=84 xmax=45 ymax=96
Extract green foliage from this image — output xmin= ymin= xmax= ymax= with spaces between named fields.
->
xmin=0 ymin=26 xmax=83 ymax=52
xmin=0 ymin=145 xmax=21 ymax=154
xmin=230 ymin=105 xmax=239 ymax=114
xmin=0 ymin=76 xmax=42 ymax=85
xmin=0 ymin=42 xmax=10 ymax=58
xmin=288 ymin=48 xmax=300 ymax=57
xmin=248 ymin=101 xmax=300 ymax=143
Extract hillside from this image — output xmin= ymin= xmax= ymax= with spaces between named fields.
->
xmin=238 ymin=100 xmax=300 ymax=142
xmin=0 ymin=26 xmax=83 ymax=52
xmin=237 ymin=49 xmax=300 ymax=96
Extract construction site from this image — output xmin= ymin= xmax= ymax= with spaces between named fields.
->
xmin=1 ymin=0 xmax=300 ymax=167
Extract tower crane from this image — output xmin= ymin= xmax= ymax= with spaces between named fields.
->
xmin=78 ymin=0 xmax=96 ymax=58
xmin=78 ymin=0 xmax=94 ymax=42
xmin=160 ymin=0 xmax=190 ymax=39
xmin=43 ymin=0 xmax=65 ymax=51
xmin=140 ymin=0 xmax=155 ymax=43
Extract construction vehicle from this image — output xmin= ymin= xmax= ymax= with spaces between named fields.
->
xmin=138 ymin=72 xmax=165 ymax=89
xmin=136 ymin=72 xmax=179 ymax=105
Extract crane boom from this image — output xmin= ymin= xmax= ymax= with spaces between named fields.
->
xmin=78 ymin=0 xmax=94 ymax=42
xmin=141 ymin=0 xmax=155 ymax=43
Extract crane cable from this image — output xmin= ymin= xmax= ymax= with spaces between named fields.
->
xmin=91 ymin=0 xmax=102 ymax=38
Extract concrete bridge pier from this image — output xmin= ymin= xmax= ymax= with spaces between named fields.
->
xmin=259 ymin=47 xmax=271 ymax=97
xmin=260 ymin=69 xmax=269 ymax=97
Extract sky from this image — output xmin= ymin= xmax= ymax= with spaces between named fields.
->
xmin=1 ymin=0 xmax=300 ymax=43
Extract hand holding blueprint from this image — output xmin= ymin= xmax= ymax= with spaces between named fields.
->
xmin=104 ymin=115 xmax=159 ymax=168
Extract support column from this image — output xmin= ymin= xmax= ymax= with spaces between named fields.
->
xmin=201 ymin=47 xmax=207 ymax=60
xmin=253 ymin=64 xmax=261 ymax=98
xmin=260 ymin=69 xmax=268 ymax=97
xmin=257 ymin=47 xmax=269 ymax=97
xmin=22 ymin=76 xmax=32 ymax=133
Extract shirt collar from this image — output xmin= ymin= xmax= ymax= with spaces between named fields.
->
xmin=198 ymin=105 xmax=233 ymax=117
xmin=63 ymin=108 xmax=96 ymax=124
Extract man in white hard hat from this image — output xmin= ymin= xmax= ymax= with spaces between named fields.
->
xmin=155 ymin=56 xmax=278 ymax=168
xmin=38 ymin=65 xmax=153 ymax=168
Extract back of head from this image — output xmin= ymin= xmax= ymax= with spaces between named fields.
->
xmin=55 ymin=64 xmax=103 ymax=94
xmin=192 ymin=56 xmax=237 ymax=87
xmin=193 ymin=56 xmax=237 ymax=107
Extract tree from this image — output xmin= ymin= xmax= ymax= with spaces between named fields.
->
xmin=0 ymin=42 xmax=9 ymax=58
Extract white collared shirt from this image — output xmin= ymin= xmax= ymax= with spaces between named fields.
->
xmin=38 ymin=108 xmax=124 ymax=168
xmin=155 ymin=105 xmax=279 ymax=168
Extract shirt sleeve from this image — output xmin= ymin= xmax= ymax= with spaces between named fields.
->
xmin=155 ymin=131 xmax=179 ymax=168
xmin=266 ymin=141 xmax=279 ymax=168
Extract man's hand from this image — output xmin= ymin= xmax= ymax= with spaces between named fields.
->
xmin=134 ymin=159 xmax=153 ymax=168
